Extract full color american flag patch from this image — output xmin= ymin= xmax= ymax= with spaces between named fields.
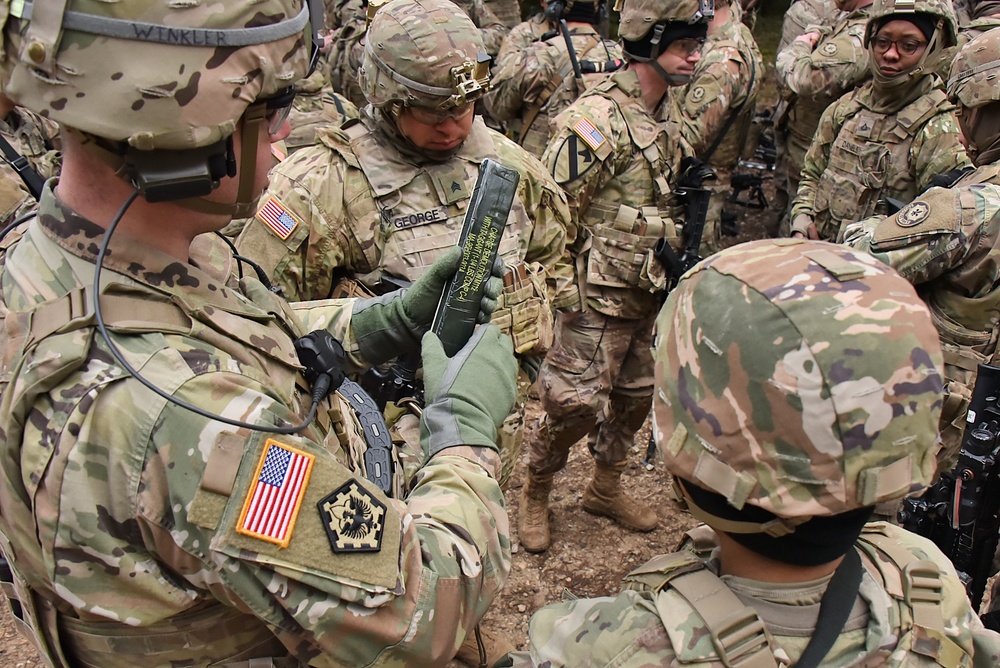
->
xmin=572 ymin=117 xmax=607 ymax=151
xmin=237 ymin=440 xmax=315 ymax=547
xmin=257 ymin=196 xmax=300 ymax=240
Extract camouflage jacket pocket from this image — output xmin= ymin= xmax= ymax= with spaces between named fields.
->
xmin=817 ymin=142 xmax=890 ymax=235
xmin=586 ymin=224 xmax=660 ymax=291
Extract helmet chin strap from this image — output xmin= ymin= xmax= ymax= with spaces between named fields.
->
xmin=178 ymin=103 xmax=267 ymax=219
xmin=650 ymin=58 xmax=691 ymax=86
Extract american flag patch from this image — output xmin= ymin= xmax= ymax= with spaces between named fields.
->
xmin=256 ymin=196 xmax=300 ymax=240
xmin=572 ymin=117 xmax=607 ymax=151
xmin=237 ymin=439 xmax=315 ymax=547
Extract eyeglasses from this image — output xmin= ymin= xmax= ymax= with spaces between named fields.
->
xmin=260 ymin=87 xmax=298 ymax=135
xmin=669 ymin=38 xmax=706 ymax=57
xmin=406 ymin=102 xmax=476 ymax=126
xmin=871 ymin=35 xmax=927 ymax=57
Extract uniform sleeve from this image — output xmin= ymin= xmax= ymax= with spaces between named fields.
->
xmin=675 ymin=53 xmax=749 ymax=159
xmin=789 ymin=98 xmax=843 ymax=231
xmin=469 ymin=0 xmax=508 ymax=57
xmin=498 ymin=135 xmax=579 ymax=312
xmin=542 ymin=98 xmax=625 ymax=221
xmin=133 ymin=367 xmax=510 ymax=666
xmin=485 ymin=41 xmax=556 ymax=122
xmin=508 ymin=592 xmax=675 ymax=667
xmin=234 ymin=144 xmax=361 ymax=302
xmin=843 ymin=184 xmax=994 ymax=287
xmin=910 ymin=111 xmax=972 ymax=194
xmin=775 ymin=23 xmax=869 ymax=99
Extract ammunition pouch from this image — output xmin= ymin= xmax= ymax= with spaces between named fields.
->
xmin=492 ymin=261 xmax=554 ymax=355
xmin=585 ymin=202 xmax=675 ymax=293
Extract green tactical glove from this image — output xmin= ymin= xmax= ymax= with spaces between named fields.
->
xmin=351 ymin=247 xmax=506 ymax=365
xmin=420 ymin=324 xmax=517 ymax=458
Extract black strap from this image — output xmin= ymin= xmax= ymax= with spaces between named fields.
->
xmin=793 ymin=548 xmax=864 ymax=668
xmin=701 ymin=56 xmax=756 ymax=165
xmin=0 ymin=134 xmax=45 ymax=201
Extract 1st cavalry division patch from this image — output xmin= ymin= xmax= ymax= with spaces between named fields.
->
xmin=256 ymin=196 xmax=301 ymax=240
xmin=237 ymin=439 xmax=315 ymax=548
xmin=318 ymin=479 xmax=387 ymax=553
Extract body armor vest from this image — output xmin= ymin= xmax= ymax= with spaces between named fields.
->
xmin=621 ymin=523 xmax=972 ymax=667
xmin=579 ymin=76 xmax=680 ymax=319
xmin=813 ymin=87 xmax=953 ymax=241
xmin=333 ymin=117 xmax=552 ymax=354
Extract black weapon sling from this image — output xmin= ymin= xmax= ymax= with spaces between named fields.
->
xmin=793 ymin=548 xmax=864 ymax=668
xmin=0 ymin=134 xmax=44 ymax=201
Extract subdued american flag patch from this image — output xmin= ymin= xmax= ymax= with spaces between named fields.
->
xmin=256 ymin=196 xmax=300 ymax=240
xmin=237 ymin=439 xmax=315 ymax=547
xmin=572 ymin=117 xmax=607 ymax=151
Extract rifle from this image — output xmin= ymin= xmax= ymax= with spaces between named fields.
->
xmin=643 ymin=157 xmax=716 ymax=469
xmin=898 ymin=363 xmax=1000 ymax=631
xmin=728 ymin=164 xmax=769 ymax=210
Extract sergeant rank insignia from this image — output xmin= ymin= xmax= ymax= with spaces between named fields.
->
xmin=897 ymin=201 xmax=930 ymax=227
xmin=237 ymin=440 xmax=315 ymax=548
xmin=256 ymin=195 xmax=300 ymax=240
xmin=318 ymin=479 xmax=386 ymax=553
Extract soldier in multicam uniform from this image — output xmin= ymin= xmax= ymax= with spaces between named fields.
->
xmin=0 ymin=1 xmax=519 ymax=666
xmin=774 ymin=0 xmax=873 ymax=231
xmin=0 ymin=95 xmax=60 ymax=226
xmin=284 ymin=69 xmax=360 ymax=156
xmin=778 ymin=0 xmax=842 ymax=52
xmin=325 ymin=0 xmax=368 ymax=108
xmin=665 ymin=0 xmax=763 ymax=254
xmin=842 ymin=29 xmax=1000 ymax=491
xmin=235 ymin=0 xmax=575 ymax=490
xmin=493 ymin=3 xmax=558 ymax=67
xmin=450 ymin=0 xmax=518 ymax=56
xmin=506 ymin=239 xmax=1000 ymax=668
xmin=517 ymin=0 xmax=711 ymax=553
xmin=789 ymin=0 xmax=970 ymax=241
xmin=485 ymin=1 xmax=622 ymax=159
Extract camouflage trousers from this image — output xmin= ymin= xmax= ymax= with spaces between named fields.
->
xmin=527 ymin=310 xmax=655 ymax=475
xmin=391 ymin=368 xmax=534 ymax=490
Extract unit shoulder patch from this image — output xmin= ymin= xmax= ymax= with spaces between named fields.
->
xmin=318 ymin=479 xmax=387 ymax=553
xmin=256 ymin=196 xmax=301 ymax=240
xmin=895 ymin=201 xmax=930 ymax=228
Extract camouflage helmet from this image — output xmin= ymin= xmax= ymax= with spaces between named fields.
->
xmin=863 ymin=0 xmax=958 ymax=49
xmin=652 ymin=239 xmax=943 ymax=521
xmin=0 ymin=0 xmax=320 ymax=151
xmin=358 ymin=0 xmax=491 ymax=110
xmin=616 ymin=0 xmax=714 ymax=43
xmin=948 ymin=28 xmax=1000 ymax=108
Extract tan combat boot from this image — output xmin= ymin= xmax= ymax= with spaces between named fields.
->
xmin=582 ymin=460 xmax=658 ymax=532
xmin=454 ymin=625 xmax=515 ymax=668
xmin=518 ymin=471 xmax=554 ymax=553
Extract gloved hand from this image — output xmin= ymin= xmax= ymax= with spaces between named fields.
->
xmin=419 ymin=324 xmax=517 ymax=458
xmin=351 ymin=247 xmax=506 ymax=365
